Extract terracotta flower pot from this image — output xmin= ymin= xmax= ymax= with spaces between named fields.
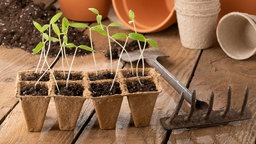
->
xmin=58 ymin=0 xmax=111 ymax=22
xmin=219 ymin=0 xmax=256 ymax=19
xmin=112 ymin=0 xmax=176 ymax=33
xmin=52 ymin=71 xmax=86 ymax=130
xmin=122 ymin=68 xmax=161 ymax=127
xmin=16 ymin=71 xmax=51 ymax=132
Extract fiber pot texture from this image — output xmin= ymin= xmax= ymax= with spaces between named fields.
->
xmin=58 ymin=0 xmax=111 ymax=22
xmin=16 ymin=71 xmax=51 ymax=132
xmin=86 ymin=70 xmax=124 ymax=130
xmin=52 ymin=71 xmax=86 ymax=130
xmin=217 ymin=12 xmax=256 ymax=60
xmin=122 ymin=69 xmax=161 ymax=127
xmin=85 ymin=68 xmax=161 ymax=129
xmin=89 ymin=92 xmax=123 ymax=130
xmin=175 ymin=0 xmax=220 ymax=49
xmin=16 ymin=68 xmax=162 ymax=131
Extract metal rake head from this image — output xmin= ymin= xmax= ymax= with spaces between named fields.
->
xmin=160 ymin=86 xmax=252 ymax=130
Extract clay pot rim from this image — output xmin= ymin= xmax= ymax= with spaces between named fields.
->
xmin=112 ymin=0 xmax=176 ymax=33
xmin=217 ymin=12 xmax=256 ymax=60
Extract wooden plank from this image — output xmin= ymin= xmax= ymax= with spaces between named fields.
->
xmin=168 ymin=46 xmax=256 ymax=143
xmin=0 ymin=99 xmax=94 ymax=144
xmin=75 ymin=25 xmax=201 ymax=143
xmin=0 ymin=47 xmax=52 ymax=123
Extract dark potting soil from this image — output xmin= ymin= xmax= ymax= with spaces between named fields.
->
xmin=21 ymin=72 xmax=50 ymax=81
xmin=55 ymin=83 xmax=84 ymax=96
xmin=90 ymin=82 xmax=121 ymax=97
xmin=0 ymin=0 xmax=91 ymax=56
xmin=126 ymin=79 xmax=157 ymax=93
xmin=89 ymin=72 xmax=115 ymax=81
xmin=55 ymin=72 xmax=83 ymax=80
xmin=105 ymin=40 xmax=149 ymax=59
xmin=20 ymin=83 xmax=48 ymax=96
xmin=122 ymin=71 xmax=148 ymax=78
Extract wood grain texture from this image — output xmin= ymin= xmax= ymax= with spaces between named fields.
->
xmin=0 ymin=99 xmax=94 ymax=144
xmin=75 ymin=25 xmax=201 ymax=144
xmin=0 ymin=47 xmax=50 ymax=123
xmin=0 ymin=46 xmax=95 ymax=143
xmin=168 ymin=46 xmax=256 ymax=144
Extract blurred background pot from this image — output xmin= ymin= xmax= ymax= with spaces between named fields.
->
xmin=58 ymin=0 xmax=111 ymax=22
xmin=219 ymin=0 xmax=256 ymax=19
xmin=112 ymin=0 xmax=176 ymax=33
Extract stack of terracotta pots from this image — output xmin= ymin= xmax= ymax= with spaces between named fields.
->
xmin=175 ymin=0 xmax=220 ymax=49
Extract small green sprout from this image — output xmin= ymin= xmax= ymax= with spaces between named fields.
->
xmin=32 ymin=12 xmax=93 ymax=90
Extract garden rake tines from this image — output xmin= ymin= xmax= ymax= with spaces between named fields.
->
xmin=160 ymin=86 xmax=252 ymax=130
xmin=120 ymin=48 xmax=252 ymax=130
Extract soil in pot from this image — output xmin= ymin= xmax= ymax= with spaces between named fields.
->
xmin=89 ymin=81 xmax=123 ymax=130
xmin=125 ymin=77 xmax=160 ymax=127
xmin=53 ymin=82 xmax=86 ymax=130
xmin=0 ymin=0 xmax=91 ymax=56
xmin=17 ymin=82 xmax=50 ymax=132
xmin=55 ymin=72 xmax=83 ymax=81
xmin=126 ymin=79 xmax=157 ymax=93
xmin=90 ymin=82 xmax=121 ymax=96
xmin=122 ymin=71 xmax=148 ymax=78
xmin=55 ymin=83 xmax=84 ymax=96
xmin=20 ymin=83 xmax=48 ymax=96
xmin=21 ymin=72 xmax=50 ymax=81
xmin=88 ymin=72 xmax=115 ymax=81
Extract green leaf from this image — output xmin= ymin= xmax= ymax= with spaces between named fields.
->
xmin=96 ymin=15 xmax=102 ymax=24
xmin=41 ymin=24 xmax=49 ymax=33
xmin=33 ymin=42 xmax=44 ymax=54
xmin=52 ymin=24 xmax=60 ymax=36
xmin=88 ymin=8 xmax=99 ymax=15
xmin=108 ymin=22 xmax=123 ymax=27
xmin=49 ymin=37 xmax=59 ymax=42
xmin=128 ymin=33 xmax=145 ymax=42
xmin=33 ymin=21 xmax=42 ymax=32
xmin=147 ymin=38 xmax=158 ymax=48
xmin=43 ymin=33 xmax=49 ymax=40
xmin=70 ymin=23 xmax=88 ymax=28
xmin=78 ymin=45 xmax=94 ymax=52
xmin=111 ymin=33 xmax=127 ymax=40
xmin=91 ymin=25 xmax=107 ymax=36
xmin=62 ymin=17 xmax=69 ymax=34
xmin=66 ymin=43 xmax=76 ymax=48
xmin=129 ymin=10 xmax=135 ymax=19
xmin=50 ymin=12 xmax=62 ymax=24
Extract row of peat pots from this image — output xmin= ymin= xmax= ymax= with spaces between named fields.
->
xmin=16 ymin=68 xmax=161 ymax=131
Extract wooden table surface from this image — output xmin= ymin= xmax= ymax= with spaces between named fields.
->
xmin=0 ymin=7 xmax=255 ymax=144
